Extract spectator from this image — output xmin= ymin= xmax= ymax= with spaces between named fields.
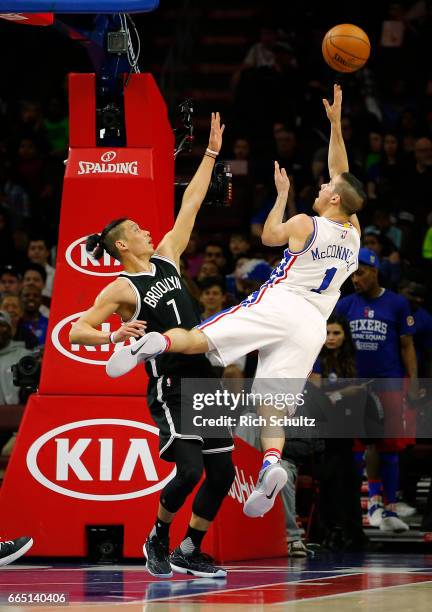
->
xmin=309 ymin=314 xmax=367 ymax=551
xmin=235 ymin=258 xmax=272 ymax=299
xmin=0 ymin=311 xmax=32 ymax=406
xmin=27 ymin=236 xmax=55 ymax=298
xmin=0 ymin=293 xmax=38 ymax=350
xmin=403 ymin=137 xmax=432 ymax=223
xmin=199 ymin=277 xmax=227 ymax=321
xmin=0 ymin=266 xmax=22 ymax=297
xmin=203 ymin=242 xmax=229 ymax=274
xmin=363 ymin=230 xmax=401 ymax=288
xmin=196 ymin=261 xmax=221 ymax=283
xmin=337 ymin=247 xmax=419 ymax=533
xmin=20 ymin=286 xmax=49 ymax=346
xmin=43 ymin=96 xmax=68 ymax=157
xmin=22 ymin=263 xmax=50 ymax=316
xmin=229 ymin=232 xmax=251 ymax=259
xmin=399 ymin=280 xmax=432 ymax=377
xmin=366 ymin=134 xmax=407 ymax=209
xmin=364 ymin=131 xmax=383 ymax=172
xmin=0 ymin=208 xmax=15 ymax=266
xmin=182 ymin=232 xmax=203 ymax=280
xmin=364 ymin=208 xmax=403 ymax=251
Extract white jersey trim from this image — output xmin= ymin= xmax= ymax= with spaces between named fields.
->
xmin=152 ymin=254 xmax=180 ymax=274
xmin=121 ymin=264 xmax=156 ymax=277
xmin=117 ymin=276 xmax=141 ymax=323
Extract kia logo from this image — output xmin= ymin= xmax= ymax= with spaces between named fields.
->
xmin=101 ymin=151 xmax=117 ymax=162
xmin=26 ymin=419 xmax=176 ymax=501
xmin=65 ymin=235 xmax=122 ymax=277
xmin=51 ymin=311 xmax=136 ymax=365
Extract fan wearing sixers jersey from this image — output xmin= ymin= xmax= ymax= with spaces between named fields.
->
xmin=70 ymin=114 xmax=235 ymax=579
xmin=336 ymin=247 xmax=419 ymax=532
xmin=107 ymin=85 xmax=366 ymax=519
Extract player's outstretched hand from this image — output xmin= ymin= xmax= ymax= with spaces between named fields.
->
xmin=112 ymin=320 xmax=147 ymax=343
xmin=323 ymin=83 xmax=342 ymax=124
xmin=274 ymin=161 xmax=290 ymax=195
xmin=208 ymin=112 xmax=225 ymax=154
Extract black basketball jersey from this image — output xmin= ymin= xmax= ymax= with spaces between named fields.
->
xmin=118 ymin=254 xmax=214 ymax=378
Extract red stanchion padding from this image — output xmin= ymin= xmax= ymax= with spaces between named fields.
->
xmin=0 ymin=394 xmax=186 ymax=557
xmin=68 ymin=74 xmax=96 ymax=148
xmin=207 ymin=437 xmax=288 ymax=562
xmin=39 ymin=73 xmax=174 ymax=396
xmin=0 ymin=13 xmax=54 ymax=26
xmin=0 ymin=393 xmax=287 ymax=561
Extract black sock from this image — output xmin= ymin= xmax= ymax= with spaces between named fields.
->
xmin=150 ymin=518 xmax=171 ymax=543
xmin=180 ymin=526 xmax=207 ymax=554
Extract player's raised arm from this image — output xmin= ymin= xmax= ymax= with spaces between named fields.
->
xmin=323 ymin=84 xmax=361 ymax=234
xmin=323 ymin=84 xmax=349 ymax=178
xmin=157 ymin=112 xmax=225 ymax=264
xmin=261 ymin=161 xmax=313 ymax=247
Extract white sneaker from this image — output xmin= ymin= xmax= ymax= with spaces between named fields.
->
xmin=395 ymin=501 xmax=416 ymax=518
xmin=106 ymin=332 xmax=167 ymax=378
xmin=243 ymin=463 xmax=287 ymax=518
xmin=379 ymin=510 xmax=409 ymax=533
xmin=288 ymin=540 xmax=308 ymax=558
xmin=368 ymin=502 xmax=384 ymax=527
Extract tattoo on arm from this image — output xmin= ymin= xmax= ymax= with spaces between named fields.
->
xmin=303 ymin=232 xmax=314 ymax=250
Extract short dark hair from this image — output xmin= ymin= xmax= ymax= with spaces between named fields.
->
xmin=198 ymin=276 xmax=226 ymax=292
xmin=29 ymin=235 xmax=49 ymax=248
xmin=86 ymin=218 xmax=128 ymax=261
xmin=23 ymin=262 xmax=47 ymax=283
xmin=334 ymin=172 xmax=366 ymax=215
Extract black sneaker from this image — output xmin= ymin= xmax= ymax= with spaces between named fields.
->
xmin=170 ymin=547 xmax=227 ymax=578
xmin=143 ymin=536 xmax=172 ymax=578
xmin=0 ymin=536 xmax=33 ymax=567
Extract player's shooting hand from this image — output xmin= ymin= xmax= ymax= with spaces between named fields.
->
xmin=274 ymin=161 xmax=290 ymax=195
xmin=208 ymin=112 xmax=225 ymax=153
xmin=323 ymin=83 xmax=342 ymax=124
xmin=112 ymin=320 xmax=147 ymax=342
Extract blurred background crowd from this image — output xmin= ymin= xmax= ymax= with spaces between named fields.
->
xmin=1 ymin=0 xmax=432 ymax=553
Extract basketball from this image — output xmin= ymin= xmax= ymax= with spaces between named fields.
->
xmin=322 ymin=24 xmax=370 ymax=73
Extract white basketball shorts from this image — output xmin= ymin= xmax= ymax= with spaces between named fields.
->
xmin=198 ymin=286 xmax=327 ymax=381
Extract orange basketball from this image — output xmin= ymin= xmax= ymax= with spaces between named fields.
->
xmin=322 ymin=24 xmax=370 ymax=73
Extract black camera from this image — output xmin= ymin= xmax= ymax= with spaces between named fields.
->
xmin=205 ymin=161 xmax=233 ymax=207
xmin=12 ymin=352 xmax=42 ymax=403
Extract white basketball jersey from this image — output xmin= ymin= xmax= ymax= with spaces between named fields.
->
xmin=266 ymin=216 xmax=360 ymax=318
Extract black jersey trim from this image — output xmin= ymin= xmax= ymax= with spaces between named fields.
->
xmin=118 ymin=277 xmax=141 ymax=323
xmin=152 ymin=254 xmax=180 ymax=273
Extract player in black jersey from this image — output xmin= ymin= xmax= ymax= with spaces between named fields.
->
xmin=70 ymin=113 xmax=235 ymax=578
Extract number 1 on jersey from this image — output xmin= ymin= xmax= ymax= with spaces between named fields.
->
xmin=167 ymin=299 xmax=181 ymax=324
xmin=311 ymin=267 xmax=337 ymax=294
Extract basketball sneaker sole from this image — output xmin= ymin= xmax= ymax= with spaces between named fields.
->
xmin=243 ymin=464 xmax=288 ymax=518
xmin=106 ymin=332 xmax=166 ymax=378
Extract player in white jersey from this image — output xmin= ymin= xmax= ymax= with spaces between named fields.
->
xmin=107 ymin=84 xmax=365 ymax=517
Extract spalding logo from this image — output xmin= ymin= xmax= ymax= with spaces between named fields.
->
xmin=78 ymin=150 xmax=139 ymax=176
xmin=52 ymin=311 xmax=136 ymax=365
xmin=26 ymin=419 xmax=176 ymax=501
xmin=101 ymin=151 xmax=117 ymax=162
xmin=65 ymin=235 xmax=122 ymax=277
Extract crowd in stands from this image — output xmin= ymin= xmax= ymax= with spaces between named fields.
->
xmin=1 ymin=0 xmax=432 ymax=555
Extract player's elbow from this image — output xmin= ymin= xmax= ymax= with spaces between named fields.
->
xmin=69 ymin=322 xmax=84 ymax=344
xmin=261 ymin=232 xmax=284 ymax=247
